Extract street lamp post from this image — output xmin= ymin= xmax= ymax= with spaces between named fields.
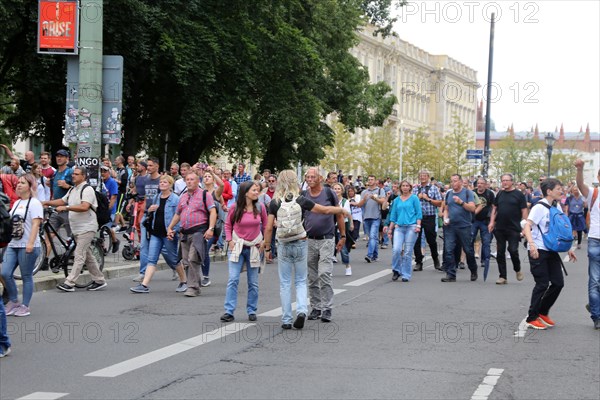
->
xmin=398 ymin=120 xmax=404 ymax=181
xmin=545 ymin=132 xmax=556 ymax=177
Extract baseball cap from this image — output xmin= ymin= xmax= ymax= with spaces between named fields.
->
xmin=100 ymin=165 xmax=110 ymax=172
xmin=55 ymin=149 xmax=69 ymax=157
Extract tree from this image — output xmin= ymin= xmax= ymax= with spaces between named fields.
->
xmin=363 ymin=125 xmax=399 ymax=178
xmin=321 ymin=118 xmax=361 ymax=173
xmin=491 ymin=133 xmax=544 ymax=181
xmin=400 ymin=126 xmax=432 ymax=180
xmin=439 ymin=116 xmax=473 ymax=178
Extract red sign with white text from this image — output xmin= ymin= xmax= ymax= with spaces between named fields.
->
xmin=38 ymin=1 xmax=79 ymax=54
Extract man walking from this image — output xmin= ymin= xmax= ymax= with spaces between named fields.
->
xmin=304 ymin=168 xmax=347 ymax=322
xmin=472 ymin=177 xmax=495 ymax=271
xmin=167 ymin=172 xmax=216 ymax=297
xmin=488 ymin=173 xmax=528 ymax=284
xmin=412 ymin=170 xmax=442 ymax=270
xmin=575 ymin=159 xmax=600 ymax=329
xmin=441 ymin=174 xmax=478 ymax=282
xmin=45 ymin=166 xmax=106 ymax=291
xmin=357 ymin=175 xmax=386 ymax=263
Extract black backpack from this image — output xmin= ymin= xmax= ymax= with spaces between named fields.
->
xmin=0 ymin=191 xmax=12 ymax=247
xmin=67 ymin=184 xmax=112 ymax=227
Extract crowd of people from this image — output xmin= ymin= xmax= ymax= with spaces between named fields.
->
xmin=0 ymin=146 xmax=599 ymax=359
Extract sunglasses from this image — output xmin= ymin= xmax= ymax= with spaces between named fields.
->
xmin=268 ymin=180 xmax=276 ymax=183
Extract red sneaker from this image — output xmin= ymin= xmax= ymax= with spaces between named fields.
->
xmin=526 ymin=319 xmax=547 ymax=330
xmin=538 ymin=314 xmax=555 ymax=327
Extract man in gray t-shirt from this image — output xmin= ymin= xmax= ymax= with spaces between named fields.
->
xmin=303 ymin=168 xmax=346 ymax=323
xmin=356 ymin=175 xmax=386 ymax=262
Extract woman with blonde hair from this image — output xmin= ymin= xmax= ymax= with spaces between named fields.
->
xmin=1 ymin=174 xmax=44 ymax=317
xmin=263 ymin=170 xmax=347 ymax=329
xmin=130 ymin=174 xmax=187 ymax=293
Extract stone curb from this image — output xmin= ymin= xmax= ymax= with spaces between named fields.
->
xmin=8 ymin=253 xmax=227 ymax=294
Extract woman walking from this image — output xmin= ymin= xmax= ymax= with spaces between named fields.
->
xmin=565 ymin=186 xmax=587 ymax=249
xmin=522 ymin=178 xmax=577 ymax=330
xmin=332 ymin=182 xmax=353 ymax=276
xmin=387 ymin=180 xmax=422 ymax=282
xmin=263 ymin=170 xmax=347 ymax=329
xmin=347 ymin=186 xmax=362 ymax=249
xmin=1 ymin=174 xmax=44 ymax=317
xmin=221 ymin=181 xmax=268 ymax=322
xmin=130 ymin=175 xmax=187 ymax=293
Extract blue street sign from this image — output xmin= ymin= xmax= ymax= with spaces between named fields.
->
xmin=466 ymin=149 xmax=483 ymax=159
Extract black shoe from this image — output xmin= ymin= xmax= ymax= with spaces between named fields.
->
xmin=308 ymin=309 xmax=321 ymax=320
xmin=282 ymin=324 xmax=292 ymax=330
xmin=413 ymin=263 xmax=423 ymax=271
xmin=248 ymin=314 xmax=257 ymax=322
xmin=433 ymin=258 xmax=441 ymax=270
xmin=392 ymin=271 xmax=400 ymax=281
xmin=40 ymin=259 xmax=49 ymax=271
xmin=220 ymin=313 xmax=234 ymax=322
xmin=401 ymin=278 xmax=409 ymax=282
xmin=112 ymin=240 xmax=120 ymax=254
xmin=364 ymin=256 xmax=372 ymax=263
xmin=87 ymin=281 xmax=107 ymax=291
xmin=57 ymin=282 xmax=75 ymax=292
xmin=293 ymin=313 xmax=306 ymax=329
xmin=471 ymin=272 xmax=478 ymax=281
xmin=594 ymin=320 xmax=600 ymax=330
xmin=458 ymin=262 xmax=466 ymax=270
xmin=321 ymin=309 xmax=332 ymax=323
xmin=441 ymin=276 xmax=456 ymax=282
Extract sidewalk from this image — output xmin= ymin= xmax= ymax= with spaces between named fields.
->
xmin=7 ymin=249 xmax=227 ymax=293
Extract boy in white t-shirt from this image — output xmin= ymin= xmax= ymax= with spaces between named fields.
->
xmin=522 ymin=178 xmax=577 ymax=330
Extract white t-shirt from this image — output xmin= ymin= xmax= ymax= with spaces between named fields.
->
xmin=586 ymin=188 xmax=600 ymax=239
xmin=62 ymin=183 xmax=98 ymax=234
xmin=174 ymin=178 xmax=186 ymax=196
xmin=36 ymin=182 xmax=47 ymax=202
xmin=349 ymin=194 xmax=363 ymax=222
xmin=339 ymin=197 xmax=351 ymax=223
xmin=9 ymin=197 xmax=43 ymax=248
xmin=528 ymin=199 xmax=557 ymax=251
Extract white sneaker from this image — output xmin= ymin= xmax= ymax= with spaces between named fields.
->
xmin=345 ymin=266 xmax=352 ymax=276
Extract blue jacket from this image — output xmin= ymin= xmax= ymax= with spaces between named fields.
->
xmin=149 ymin=192 xmax=180 ymax=232
xmin=389 ymin=194 xmax=422 ymax=226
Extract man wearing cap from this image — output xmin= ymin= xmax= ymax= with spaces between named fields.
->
xmin=100 ymin=165 xmax=121 ymax=252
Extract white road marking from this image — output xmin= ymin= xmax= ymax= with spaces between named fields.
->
xmin=344 ymin=269 xmax=392 ymax=286
xmin=85 ymin=323 xmax=253 ymax=378
xmin=258 ymin=289 xmax=346 ymax=317
xmin=513 ymin=317 xmax=529 ymax=337
xmin=16 ymin=393 xmax=69 ymax=400
xmin=471 ymin=368 xmax=504 ymax=400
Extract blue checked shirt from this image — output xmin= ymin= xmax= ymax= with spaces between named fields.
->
xmin=234 ymin=172 xmax=252 ymax=185
xmin=412 ymin=184 xmax=442 ymax=216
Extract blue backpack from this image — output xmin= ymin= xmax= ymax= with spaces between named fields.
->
xmin=536 ymin=202 xmax=573 ymax=252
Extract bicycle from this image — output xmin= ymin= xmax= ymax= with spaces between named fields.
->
xmin=13 ymin=207 xmax=105 ymax=288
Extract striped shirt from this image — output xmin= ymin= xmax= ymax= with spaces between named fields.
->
xmin=412 ymin=184 xmax=442 ymax=216
xmin=176 ymin=188 xmax=215 ymax=230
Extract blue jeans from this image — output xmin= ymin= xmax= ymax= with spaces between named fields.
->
xmin=392 ymin=226 xmax=418 ymax=280
xmin=588 ymin=238 xmax=600 ymax=321
xmin=147 ymin=234 xmax=179 ymax=268
xmin=363 ymin=218 xmax=380 ymax=259
xmin=381 ymin=227 xmax=390 ymax=246
xmin=139 ymin=215 xmax=149 ymax=275
xmin=277 ymin=240 xmax=308 ymax=324
xmin=1 ymin=247 xmax=41 ymax=307
xmin=0 ymin=299 xmax=9 ymax=351
xmin=444 ymin=225 xmax=477 ymax=278
xmin=224 ymin=247 xmax=259 ymax=315
xmin=471 ymin=220 xmax=491 ymax=268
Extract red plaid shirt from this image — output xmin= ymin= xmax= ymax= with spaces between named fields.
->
xmin=176 ymin=188 xmax=215 ymax=230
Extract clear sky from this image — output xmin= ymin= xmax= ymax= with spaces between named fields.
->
xmin=392 ymin=0 xmax=600 ymax=134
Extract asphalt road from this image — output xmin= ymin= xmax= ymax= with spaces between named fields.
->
xmin=1 ymin=237 xmax=598 ymax=400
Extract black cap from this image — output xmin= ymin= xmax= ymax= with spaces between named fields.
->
xmin=56 ymin=149 xmax=70 ymax=157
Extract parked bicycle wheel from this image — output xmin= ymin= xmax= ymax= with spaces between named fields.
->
xmin=98 ymin=225 xmax=113 ymax=256
xmin=13 ymin=241 xmax=48 ymax=280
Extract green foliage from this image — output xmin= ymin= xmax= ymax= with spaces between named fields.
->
xmin=440 ymin=116 xmax=474 ymax=178
xmin=364 ymin=125 xmax=399 ymax=179
xmin=321 ymin=118 xmax=362 ymax=173
xmin=1 ymin=0 xmax=397 ymax=166
xmin=401 ymin=126 xmax=431 ymax=180
xmin=491 ymin=133 xmax=544 ymax=181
